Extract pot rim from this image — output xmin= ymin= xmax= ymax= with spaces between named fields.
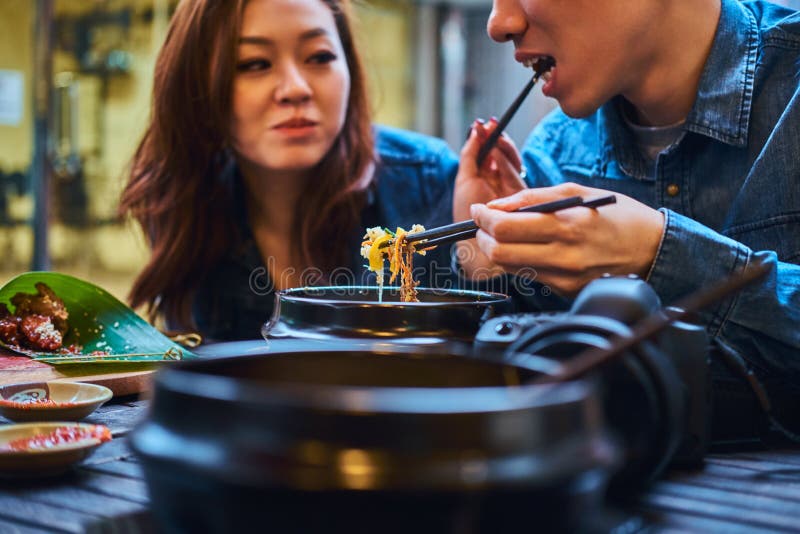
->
xmin=274 ymin=286 xmax=511 ymax=306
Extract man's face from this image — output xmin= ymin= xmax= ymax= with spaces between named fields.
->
xmin=487 ymin=0 xmax=662 ymax=118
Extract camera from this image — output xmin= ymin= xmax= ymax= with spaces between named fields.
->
xmin=475 ymin=274 xmax=710 ymax=489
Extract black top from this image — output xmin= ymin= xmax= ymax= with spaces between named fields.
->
xmin=191 ymin=126 xmax=460 ymax=341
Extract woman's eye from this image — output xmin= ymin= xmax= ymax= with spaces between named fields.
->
xmin=237 ymin=59 xmax=271 ymax=72
xmin=309 ymin=51 xmax=337 ymax=65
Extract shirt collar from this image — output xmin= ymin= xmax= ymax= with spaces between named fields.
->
xmin=683 ymin=0 xmax=758 ymax=147
xmin=600 ymin=98 xmax=651 ymax=180
xmin=599 ymin=0 xmax=758 ymax=179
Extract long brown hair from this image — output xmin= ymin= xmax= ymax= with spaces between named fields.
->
xmin=120 ymin=0 xmax=374 ymax=328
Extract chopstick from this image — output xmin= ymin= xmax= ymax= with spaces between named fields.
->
xmin=377 ymin=58 xmax=558 ymax=252
xmin=475 ymin=57 xmax=554 ymax=167
xmin=32 ymin=347 xmax=187 ymax=363
xmin=379 ymin=194 xmax=616 ymax=250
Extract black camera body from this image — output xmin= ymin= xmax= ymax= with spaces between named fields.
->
xmin=475 ymin=275 xmax=710 ymax=488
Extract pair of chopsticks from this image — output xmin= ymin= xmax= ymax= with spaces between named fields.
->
xmin=380 ymin=194 xmax=617 ymax=250
xmin=378 ymin=58 xmax=561 ymax=251
xmin=399 ymin=58 xmax=562 ymax=250
xmin=475 ymin=56 xmax=554 ymax=166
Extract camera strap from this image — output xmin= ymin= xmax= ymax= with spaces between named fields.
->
xmin=713 ymin=339 xmax=800 ymax=444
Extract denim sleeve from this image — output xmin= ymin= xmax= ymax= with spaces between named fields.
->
xmin=647 ymin=209 xmax=800 ymax=380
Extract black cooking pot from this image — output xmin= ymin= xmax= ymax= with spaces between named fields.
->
xmin=131 ymin=344 xmax=618 ymax=534
xmin=262 ymin=286 xmax=512 ymax=342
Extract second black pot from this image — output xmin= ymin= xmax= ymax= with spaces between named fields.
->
xmin=132 ymin=344 xmax=618 ymax=533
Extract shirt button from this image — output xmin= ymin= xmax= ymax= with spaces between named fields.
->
xmin=666 ymin=184 xmax=680 ymax=197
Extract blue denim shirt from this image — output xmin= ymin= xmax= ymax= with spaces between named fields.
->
xmin=521 ymin=0 xmax=800 ymax=390
xmin=192 ymin=125 xmax=459 ymax=341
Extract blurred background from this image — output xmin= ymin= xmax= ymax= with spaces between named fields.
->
xmin=1 ymin=0 xmax=799 ymax=302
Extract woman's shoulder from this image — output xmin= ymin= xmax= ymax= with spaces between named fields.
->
xmin=373 ymin=124 xmax=457 ymax=165
xmin=369 ymin=125 xmax=457 ymax=227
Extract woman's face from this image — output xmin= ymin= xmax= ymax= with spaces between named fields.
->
xmin=231 ymin=0 xmax=350 ymax=173
xmin=487 ymin=0 xmax=661 ymax=118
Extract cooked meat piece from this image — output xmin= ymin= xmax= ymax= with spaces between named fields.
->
xmin=11 ymin=283 xmax=69 ymax=335
xmin=0 ymin=316 xmax=21 ymax=346
xmin=19 ymin=314 xmax=63 ymax=352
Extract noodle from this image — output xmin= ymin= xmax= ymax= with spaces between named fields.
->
xmin=361 ymin=225 xmax=427 ymax=302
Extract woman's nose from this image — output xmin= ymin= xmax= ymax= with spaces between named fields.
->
xmin=274 ymin=64 xmax=312 ymax=104
xmin=487 ymin=0 xmax=527 ymax=43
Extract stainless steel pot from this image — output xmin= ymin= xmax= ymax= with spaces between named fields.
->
xmin=262 ymin=286 xmax=512 ymax=342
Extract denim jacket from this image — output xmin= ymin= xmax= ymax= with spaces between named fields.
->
xmin=521 ymin=0 xmax=800 ymax=393
xmin=192 ymin=125 xmax=459 ymax=341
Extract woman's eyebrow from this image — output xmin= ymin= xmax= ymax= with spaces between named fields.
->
xmin=239 ymin=28 xmax=330 ymax=46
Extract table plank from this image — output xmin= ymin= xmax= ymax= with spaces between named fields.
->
xmin=638 ymin=491 xmax=800 ymax=531
xmin=75 ymin=471 xmax=150 ymax=505
xmin=651 ymin=479 xmax=800 ymax=516
xmin=0 ymin=494 xmax=103 ymax=533
xmin=639 ymin=511 xmax=782 ymax=534
xmin=747 ymin=450 xmax=800 ymax=466
xmin=666 ymin=463 xmax=800 ymax=500
xmin=80 ymin=459 xmax=144 ymax=480
xmin=710 ymin=450 xmax=800 ymax=468
xmin=0 ymin=517 xmax=57 ymax=534
xmin=15 ymin=486 xmax=145 ymax=521
xmin=707 ymin=456 xmax=800 ymax=477
xmin=83 ymin=404 xmax=148 ymax=436
xmin=81 ymin=437 xmax=134 ymax=465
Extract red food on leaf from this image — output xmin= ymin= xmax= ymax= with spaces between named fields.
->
xmin=0 ymin=317 xmax=21 ymax=347
xmin=11 ymin=283 xmax=69 ymax=335
xmin=19 ymin=315 xmax=63 ymax=352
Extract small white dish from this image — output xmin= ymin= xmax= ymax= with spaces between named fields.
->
xmin=0 ymin=382 xmax=113 ymax=422
xmin=0 ymin=422 xmax=112 ymax=477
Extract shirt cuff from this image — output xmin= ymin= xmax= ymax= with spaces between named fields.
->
xmin=646 ymin=208 xmax=752 ymax=335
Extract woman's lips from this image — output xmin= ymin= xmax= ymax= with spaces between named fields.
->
xmin=272 ymin=119 xmax=319 ymax=138
xmin=274 ymin=118 xmax=317 ymax=128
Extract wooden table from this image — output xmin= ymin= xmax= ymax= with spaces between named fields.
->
xmin=0 ymin=398 xmax=152 ymax=533
xmin=634 ymin=448 xmax=800 ymax=533
xmin=0 ymin=399 xmax=799 ymax=533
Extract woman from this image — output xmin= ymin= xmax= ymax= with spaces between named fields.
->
xmin=455 ymin=0 xmax=800 ymax=436
xmin=120 ymin=0 xmax=458 ymax=340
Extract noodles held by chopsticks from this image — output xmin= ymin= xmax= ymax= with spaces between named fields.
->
xmin=361 ymin=225 xmax=427 ymax=302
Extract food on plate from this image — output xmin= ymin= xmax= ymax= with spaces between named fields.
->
xmin=1 ymin=424 xmax=112 ymax=452
xmin=0 ymin=398 xmax=64 ymax=409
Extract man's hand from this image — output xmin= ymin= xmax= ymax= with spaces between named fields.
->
xmin=469 ymin=182 xmax=666 ymax=296
xmin=453 ymin=119 xmax=527 ymax=279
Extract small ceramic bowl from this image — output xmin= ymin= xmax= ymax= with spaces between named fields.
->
xmin=0 ymin=382 xmax=113 ymax=422
xmin=0 ymin=422 xmax=112 ymax=477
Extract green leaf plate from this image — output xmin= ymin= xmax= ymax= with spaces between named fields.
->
xmin=0 ymin=272 xmax=196 ymax=364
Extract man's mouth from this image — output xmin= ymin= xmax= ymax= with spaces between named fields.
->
xmin=521 ymin=55 xmax=556 ymax=81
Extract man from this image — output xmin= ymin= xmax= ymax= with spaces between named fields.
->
xmin=454 ymin=0 xmax=800 ymax=438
